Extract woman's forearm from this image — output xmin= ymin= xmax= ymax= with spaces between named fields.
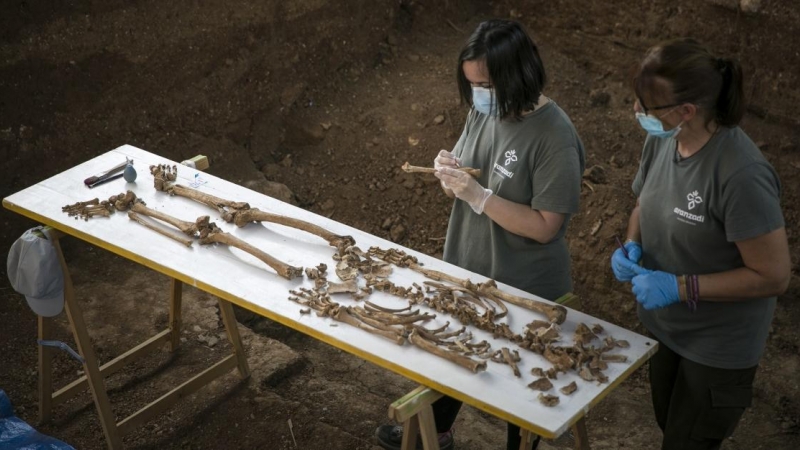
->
xmin=626 ymin=201 xmax=642 ymax=243
xmin=697 ymin=227 xmax=791 ymax=301
xmin=482 ymin=195 xmax=564 ymax=243
xmin=698 ymin=267 xmax=789 ymax=301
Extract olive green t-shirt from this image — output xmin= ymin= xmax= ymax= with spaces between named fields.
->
xmin=632 ymin=126 xmax=784 ymax=369
xmin=443 ymin=102 xmax=585 ymax=301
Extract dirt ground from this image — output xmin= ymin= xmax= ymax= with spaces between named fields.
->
xmin=1 ymin=1 xmax=799 ymax=449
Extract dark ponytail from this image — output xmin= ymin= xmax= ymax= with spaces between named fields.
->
xmin=715 ymin=57 xmax=745 ymax=126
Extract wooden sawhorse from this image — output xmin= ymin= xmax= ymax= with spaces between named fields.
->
xmin=388 ymin=386 xmax=589 ymax=450
xmin=37 ymin=228 xmax=250 ymax=449
xmin=387 ymin=293 xmax=589 ymax=450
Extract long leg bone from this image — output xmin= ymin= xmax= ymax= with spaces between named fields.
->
xmin=172 ymin=184 xmax=250 ymax=219
xmin=151 ymin=164 xmax=355 ymax=253
xmin=130 ymin=203 xmax=209 ymax=236
xmin=128 ymin=211 xmax=193 ymax=246
xmin=232 ymin=208 xmax=355 ymax=252
xmin=199 ymin=223 xmax=303 ymax=280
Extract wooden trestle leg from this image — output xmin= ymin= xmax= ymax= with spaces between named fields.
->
xmin=37 ymin=229 xmax=250 ymax=449
xmin=388 ymin=293 xmax=589 ymax=450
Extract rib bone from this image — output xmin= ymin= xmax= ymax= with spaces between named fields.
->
xmin=408 ymin=330 xmax=487 ymax=373
xmin=334 ymin=309 xmax=405 ymax=345
xmin=414 ymin=265 xmax=566 ymax=324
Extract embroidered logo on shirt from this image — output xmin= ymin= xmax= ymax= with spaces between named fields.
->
xmin=673 ymin=189 xmax=705 ymax=224
xmin=494 ymin=149 xmax=517 ymax=179
xmin=504 ymin=150 xmax=518 ymax=166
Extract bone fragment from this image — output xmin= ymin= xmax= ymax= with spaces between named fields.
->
xmin=335 ymin=259 xmax=358 ymax=281
xmin=544 ymin=347 xmax=574 ymax=372
xmin=559 ymin=381 xmax=578 ymax=395
xmin=537 ymin=393 xmax=560 ymax=407
xmin=574 ymin=323 xmax=598 ymax=346
xmin=199 ymin=225 xmax=303 ymax=280
xmin=592 ymin=369 xmax=609 ymax=384
xmin=327 ymin=279 xmax=359 ymax=294
xmin=600 ymin=354 xmax=629 ymax=363
xmin=401 ymin=162 xmax=481 ymax=178
xmin=408 ymin=330 xmax=487 ymax=373
xmin=497 ymin=347 xmax=522 ymax=377
xmin=534 ymin=323 xmax=561 ymax=343
xmin=113 ymin=191 xmax=139 ymax=211
xmin=128 ymin=211 xmax=193 ymax=246
xmin=589 ymin=359 xmax=608 ymax=371
xmin=528 ymin=377 xmax=553 ymax=391
xmin=62 ymin=198 xmax=99 ymax=212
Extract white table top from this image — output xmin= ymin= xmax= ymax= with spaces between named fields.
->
xmin=3 ymin=145 xmax=657 ymax=438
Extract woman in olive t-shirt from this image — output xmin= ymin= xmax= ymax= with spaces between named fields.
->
xmin=611 ymin=38 xmax=791 ymax=450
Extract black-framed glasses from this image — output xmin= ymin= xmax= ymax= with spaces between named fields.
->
xmin=637 ymin=99 xmax=681 ymax=116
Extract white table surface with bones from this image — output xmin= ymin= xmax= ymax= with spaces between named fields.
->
xmin=3 ymin=144 xmax=657 ymax=439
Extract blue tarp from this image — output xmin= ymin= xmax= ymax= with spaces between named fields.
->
xmin=0 ymin=390 xmax=74 ymax=450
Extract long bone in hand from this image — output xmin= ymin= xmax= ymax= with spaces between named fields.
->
xmin=401 ymin=162 xmax=481 ymax=178
xmin=150 ymin=164 xmax=355 ymax=254
xmin=369 ymin=247 xmax=567 ymax=324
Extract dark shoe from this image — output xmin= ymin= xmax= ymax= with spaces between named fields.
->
xmin=375 ymin=424 xmax=454 ymax=450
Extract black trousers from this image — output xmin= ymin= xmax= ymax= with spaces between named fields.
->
xmin=649 ymin=340 xmax=757 ymax=450
xmin=432 ymin=396 xmax=541 ymax=450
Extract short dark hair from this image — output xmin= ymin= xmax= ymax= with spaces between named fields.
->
xmin=633 ymin=38 xmax=745 ymax=127
xmin=457 ymin=20 xmax=546 ymax=120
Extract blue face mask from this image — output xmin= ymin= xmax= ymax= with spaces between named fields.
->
xmin=635 ymin=112 xmax=683 ymax=139
xmin=472 ymin=87 xmax=498 ymax=116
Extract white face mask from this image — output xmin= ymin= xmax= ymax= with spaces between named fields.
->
xmin=472 ymin=86 xmax=498 ymax=116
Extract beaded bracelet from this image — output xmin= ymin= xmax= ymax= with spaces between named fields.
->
xmin=678 ymin=275 xmax=688 ymax=302
xmin=682 ymin=274 xmax=699 ymax=311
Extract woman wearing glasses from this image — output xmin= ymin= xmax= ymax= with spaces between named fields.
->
xmin=376 ymin=19 xmax=585 ymax=450
xmin=611 ymin=38 xmax=790 ymax=450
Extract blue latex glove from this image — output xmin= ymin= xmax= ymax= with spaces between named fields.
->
xmin=631 ymin=271 xmax=681 ymax=310
xmin=611 ymin=241 xmax=644 ymax=282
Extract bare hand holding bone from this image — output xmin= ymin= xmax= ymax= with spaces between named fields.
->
xmin=435 ymin=167 xmax=492 ymax=214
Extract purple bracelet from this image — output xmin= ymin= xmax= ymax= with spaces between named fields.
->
xmin=687 ymin=274 xmax=698 ymax=311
